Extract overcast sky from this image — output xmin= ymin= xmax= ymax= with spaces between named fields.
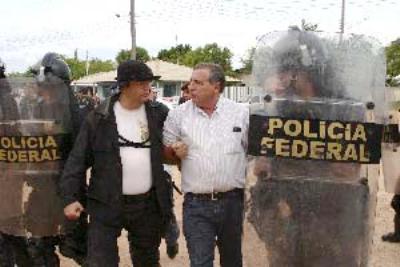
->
xmin=1 ymin=0 xmax=399 ymax=72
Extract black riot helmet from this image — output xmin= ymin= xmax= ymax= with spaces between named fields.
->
xmin=0 ymin=58 xmax=5 ymax=79
xmin=33 ymin=52 xmax=72 ymax=85
xmin=253 ymin=27 xmax=344 ymax=99
xmin=273 ymin=26 xmax=328 ymax=76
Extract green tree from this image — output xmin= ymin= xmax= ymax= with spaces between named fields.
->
xmin=64 ymin=57 xmax=114 ymax=81
xmin=8 ymin=70 xmax=34 ymax=77
xmin=238 ymin=47 xmax=256 ymax=74
xmin=157 ymin=44 xmax=192 ymax=64
xmin=64 ymin=58 xmax=86 ymax=80
xmin=157 ymin=43 xmax=234 ymax=74
xmin=386 ymin=38 xmax=400 ymax=86
xmin=182 ymin=43 xmax=233 ymax=72
xmin=115 ymin=47 xmax=150 ymax=64
xmin=87 ymin=58 xmax=114 ymax=74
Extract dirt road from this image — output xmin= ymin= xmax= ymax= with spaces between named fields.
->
xmin=60 ymin=170 xmax=400 ymax=267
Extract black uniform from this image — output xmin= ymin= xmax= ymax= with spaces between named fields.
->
xmin=0 ymin=53 xmax=83 ymax=267
xmin=0 ymin=70 xmax=20 ymax=266
xmin=382 ymin=194 xmax=400 ymax=242
xmin=248 ymin=28 xmax=373 ymax=267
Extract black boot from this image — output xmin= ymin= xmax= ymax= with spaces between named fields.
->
xmin=59 ymin=214 xmax=88 ymax=266
xmin=24 ymin=237 xmax=60 ymax=267
xmin=382 ymin=213 xmax=400 ymax=243
xmin=0 ymin=233 xmax=15 ymax=267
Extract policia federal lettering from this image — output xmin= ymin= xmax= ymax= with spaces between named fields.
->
xmin=0 ymin=135 xmax=71 ymax=163
xmin=248 ymin=115 xmax=383 ymax=163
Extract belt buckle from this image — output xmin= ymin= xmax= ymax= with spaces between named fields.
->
xmin=211 ymin=191 xmax=218 ymax=201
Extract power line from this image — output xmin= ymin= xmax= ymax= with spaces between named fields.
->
xmin=1 ymin=0 xmax=398 ymax=65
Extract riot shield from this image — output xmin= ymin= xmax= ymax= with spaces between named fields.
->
xmin=381 ymin=89 xmax=400 ymax=194
xmin=244 ymin=29 xmax=385 ymax=267
xmin=0 ymin=76 xmax=73 ymax=237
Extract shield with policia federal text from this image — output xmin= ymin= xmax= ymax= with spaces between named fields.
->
xmin=243 ymin=28 xmax=386 ymax=267
xmin=381 ymin=89 xmax=400 ymax=194
xmin=0 ymin=76 xmax=73 ymax=237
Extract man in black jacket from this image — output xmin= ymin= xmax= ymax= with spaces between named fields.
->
xmin=59 ymin=60 xmax=173 ymax=267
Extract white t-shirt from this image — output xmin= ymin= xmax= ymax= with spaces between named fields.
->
xmin=114 ymin=101 xmax=152 ymax=195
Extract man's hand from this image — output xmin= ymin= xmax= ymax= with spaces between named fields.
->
xmin=64 ymin=201 xmax=84 ymax=221
xmin=171 ymin=141 xmax=188 ymax=160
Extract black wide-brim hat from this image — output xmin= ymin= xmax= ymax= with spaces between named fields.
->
xmin=116 ymin=60 xmax=161 ymax=83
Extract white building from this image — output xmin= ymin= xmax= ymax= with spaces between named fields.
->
xmin=72 ymin=59 xmax=242 ymax=101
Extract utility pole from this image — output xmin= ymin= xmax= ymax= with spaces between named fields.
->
xmin=130 ymin=0 xmax=136 ymax=60
xmin=175 ymin=32 xmax=179 ymax=65
xmin=339 ymin=0 xmax=346 ymax=42
xmin=85 ymin=50 xmax=89 ymax=76
xmin=340 ymin=0 xmax=345 ymax=34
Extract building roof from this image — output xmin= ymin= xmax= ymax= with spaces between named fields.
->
xmin=73 ymin=59 xmax=241 ymax=84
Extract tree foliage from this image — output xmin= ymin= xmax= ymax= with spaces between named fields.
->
xmin=115 ymin=47 xmax=150 ymax=64
xmin=88 ymin=59 xmax=115 ymax=75
xmin=8 ymin=70 xmax=34 ymax=77
xmin=238 ymin=47 xmax=256 ymax=74
xmin=157 ymin=44 xmax=192 ymax=64
xmin=64 ymin=58 xmax=86 ymax=80
xmin=157 ymin=43 xmax=234 ymax=74
xmin=386 ymin=38 xmax=400 ymax=86
xmin=64 ymin=57 xmax=114 ymax=81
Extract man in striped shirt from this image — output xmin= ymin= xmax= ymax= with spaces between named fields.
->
xmin=163 ymin=63 xmax=249 ymax=267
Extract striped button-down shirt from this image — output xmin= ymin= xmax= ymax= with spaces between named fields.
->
xmin=163 ymin=97 xmax=249 ymax=193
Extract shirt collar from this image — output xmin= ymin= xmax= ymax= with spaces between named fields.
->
xmin=193 ymin=96 xmax=225 ymax=117
xmin=214 ymin=96 xmax=224 ymax=114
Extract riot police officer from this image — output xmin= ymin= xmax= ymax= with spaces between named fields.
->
xmin=382 ymin=195 xmax=400 ymax=242
xmin=0 ymin=58 xmax=5 ymax=78
xmin=0 ymin=53 xmax=85 ymax=267
xmin=34 ymin=52 xmax=87 ymax=265
xmin=33 ymin=52 xmax=81 ymax=133
xmin=0 ymin=57 xmax=18 ymax=267
xmin=248 ymin=27 xmax=382 ymax=267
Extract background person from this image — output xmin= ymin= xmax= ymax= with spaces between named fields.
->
xmin=178 ymin=81 xmax=191 ymax=104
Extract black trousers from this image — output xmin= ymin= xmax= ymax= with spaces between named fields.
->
xmin=0 ymin=233 xmax=14 ymax=267
xmin=391 ymin=194 xmax=400 ymax=233
xmin=0 ymin=234 xmax=59 ymax=267
xmin=87 ymin=193 xmax=162 ymax=267
xmin=59 ymin=212 xmax=88 ymax=265
xmin=391 ymin=194 xmax=400 ymax=213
